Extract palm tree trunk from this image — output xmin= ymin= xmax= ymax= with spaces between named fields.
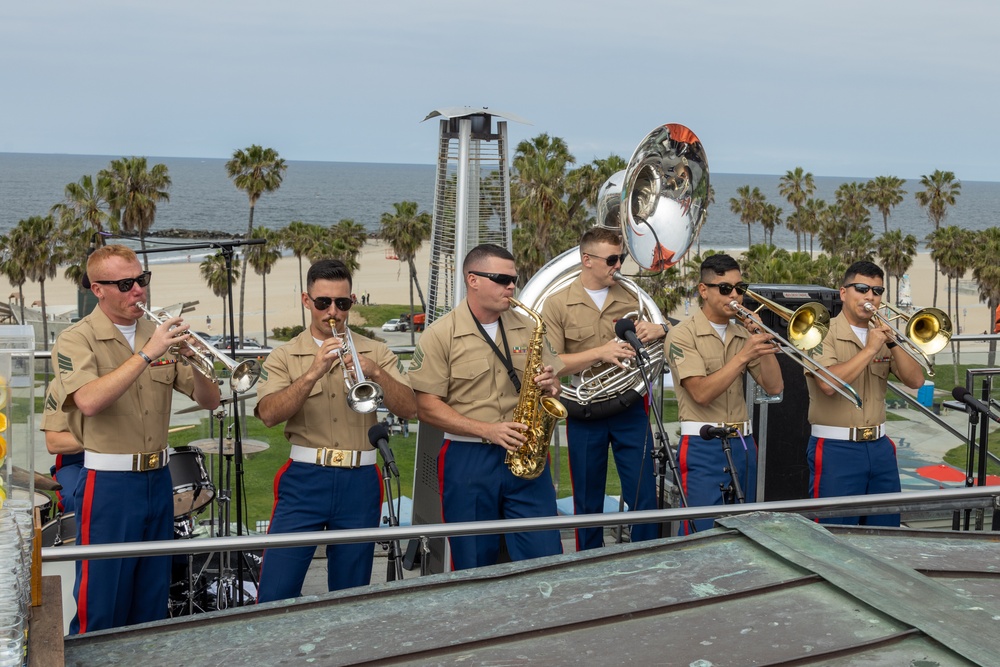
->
xmin=40 ymin=280 xmax=49 ymax=351
xmin=408 ymin=259 xmax=427 ymax=312
xmin=988 ymin=297 xmax=998 ymax=367
xmin=139 ymin=232 xmax=151 ymax=304
xmin=932 ymin=259 xmax=939 ymax=308
xmin=238 ymin=205 xmax=255 ymax=341
xmin=747 ymin=225 xmax=752 ymax=251
xmin=297 ymin=255 xmax=305 ymax=329
xmin=262 ymin=274 xmax=268 ymax=347
xmin=408 ymin=269 xmax=416 ymax=346
xmin=17 ymin=286 xmax=25 ymax=324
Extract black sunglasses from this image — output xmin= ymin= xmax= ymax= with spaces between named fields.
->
xmin=92 ymin=271 xmax=151 ymax=292
xmin=469 ymin=270 xmax=518 ymax=287
xmin=703 ymin=281 xmax=749 ymax=296
xmin=307 ymin=294 xmax=353 ymax=311
xmin=846 ymin=283 xmax=886 ymax=296
xmin=586 ymin=251 xmax=628 ymax=267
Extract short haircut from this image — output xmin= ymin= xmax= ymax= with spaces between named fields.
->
xmin=842 ymin=260 xmax=883 ymax=285
xmin=307 ymin=259 xmax=352 ymax=290
xmin=580 ymin=226 xmax=622 ymax=252
xmin=699 ymin=253 xmax=741 ymax=284
xmin=87 ymin=244 xmax=138 ymax=277
xmin=463 ymin=243 xmax=514 ymax=273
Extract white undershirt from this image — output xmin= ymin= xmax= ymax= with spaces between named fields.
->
xmin=851 ymin=324 xmax=868 ymax=347
xmin=116 ymin=323 xmax=137 ymax=351
xmin=481 ymin=320 xmax=499 ymax=341
xmin=585 ymin=286 xmax=609 ymax=311
xmin=711 ymin=321 xmax=728 ymax=343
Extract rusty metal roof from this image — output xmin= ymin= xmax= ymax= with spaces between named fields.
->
xmin=64 ymin=512 xmax=1000 ymax=666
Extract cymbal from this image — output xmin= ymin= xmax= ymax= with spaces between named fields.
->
xmin=175 ymin=392 xmax=257 ymax=415
xmin=185 ymin=438 xmax=270 ymax=457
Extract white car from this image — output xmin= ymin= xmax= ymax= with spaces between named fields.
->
xmin=382 ymin=318 xmax=403 ymax=332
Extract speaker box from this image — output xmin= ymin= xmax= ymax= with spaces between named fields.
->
xmin=744 ymin=284 xmax=842 ymax=501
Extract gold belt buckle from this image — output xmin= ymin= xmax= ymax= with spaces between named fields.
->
xmin=725 ymin=422 xmax=743 ymax=432
xmin=317 ymin=448 xmax=346 ymax=467
xmin=855 ymin=427 xmax=877 ymax=442
xmin=134 ymin=450 xmax=164 ymax=472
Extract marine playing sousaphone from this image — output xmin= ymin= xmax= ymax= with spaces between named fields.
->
xmin=518 ymin=123 xmax=709 ymax=418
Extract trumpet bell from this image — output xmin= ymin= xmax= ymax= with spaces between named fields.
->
xmin=906 ymin=307 xmax=952 ymax=356
xmin=347 ymin=381 xmax=384 ymax=414
xmin=231 ymin=359 xmax=261 ymax=395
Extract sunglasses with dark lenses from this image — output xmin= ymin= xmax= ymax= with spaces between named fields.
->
xmin=586 ymin=252 xmax=628 ymax=267
xmin=703 ymin=281 xmax=749 ymax=296
xmin=469 ymin=270 xmax=518 ymax=287
xmin=92 ymin=271 xmax=151 ymax=292
xmin=308 ymin=295 xmax=353 ymax=311
xmin=846 ymin=283 xmax=886 ymax=296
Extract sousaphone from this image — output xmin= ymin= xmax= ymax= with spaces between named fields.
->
xmin=518 ymin=123 xmax=708 ymax=418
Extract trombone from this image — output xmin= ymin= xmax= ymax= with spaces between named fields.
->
xmin=328 ymin=317 xmax=384 ymax=414
xmin=137 ymin=302 xmax=261 ymax=394
xmin=730 ymin=291 xmax=863 ymax=409
xmin=864 ymin=302 xmax=951 ymax=377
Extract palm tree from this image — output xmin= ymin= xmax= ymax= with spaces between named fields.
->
xmin=11 ymin=215 xmax=61 ymax=349
xmin=971 ymin=228 xmax=1000 ymax=365
xmin=0 ymin=234 xmax=27 ymax=324
xmin=915 ymin=170 xmax=962 ymax=307
xmin=759 ymin=203 xmax=783 ymax=247
xmin=280 ymin=221 xmax=325 ymax=328
xmin=51 ymin=174 xmax=113 ymax=240
xmin=798 ymin=198 xmax=826 ymax=258
xmin=200 ymin=252 xmax=240 ymax=341
xmin=380 ymin=201 xmax=432 ymax=344
xmin=740 ymin=245 xmax=792 ymax=284
xmin=246 ymin=228 xmax=282 ymax=346
xmin=100 ymin=157 xmax=172 ymax=273
xmin=834 ymin=181 xmax=869 ymax=225
xmin=876 ymin=229 xmax=918 ymax=303
xmin=226 ymin=145 xmax=287 ymax=342
xmin=729 ymin=185 xmax=766 ymax=250
xmin=928 ymin=225 xmax=974 ymax=386
xmin=778 ymin=167 xmax=816 ymax=252
xmin=566 ymin=154 xmax=627 ymax=220
xmin=863 ymin=175 xmax=907 ymax=233
xmin=328 ymin=218 xmax=367 ymax=272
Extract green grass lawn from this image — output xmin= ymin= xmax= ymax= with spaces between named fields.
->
xmin=168 ymin=392 xmax=679 ymax=529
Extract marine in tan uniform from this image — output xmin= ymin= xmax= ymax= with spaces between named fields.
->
xmin=805 ymin=260 xmax=924 ymax=527
xmin=409 ymin=243 xmax=564 ymax=570
xmin=40 ymin=365 xmax=83 ymax=514
xmin=666 ymin=253 xmax=782 ymax=533
xmin=542 ymin=227 xmax=665 ymax=550
xmin=56 ymin=244 xmax=221 ymax=634
xmin=254 ymin=258 xmax=416 ymax=600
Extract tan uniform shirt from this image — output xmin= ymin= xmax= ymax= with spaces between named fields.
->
xmin=41 ymin=356 xmax=81 ymax=435
xmin=666 ymin=309 xmax=764 ymax=423
xmin=408 ymin=299 xmax=563 ymax=423
xmin=56 ymin=307 xmax=196 ymax=454
xmin=805 ymin=312 xmax=897 ymax=427
xmin=254 ymin=329 xmax=409 ymax=451
xmin=542 ymin=278 xmax=637 ymax=381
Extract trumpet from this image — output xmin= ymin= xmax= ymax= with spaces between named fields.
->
xmin=864 ymin=302 xmax=951 ymax=377
xmin=328 ymin=317 xmax=384 ymax=414
xmin=730 ymin=291 xmax=863 ymax=409
xmin=137 ymin=302 xmax=260 ymax=394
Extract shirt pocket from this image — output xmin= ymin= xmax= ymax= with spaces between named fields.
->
xmin=149 ymin=364 xmax=178 ymax=414
xmin=870 ymin=356 xmax=892 ymax=379
xmin=565 ymin=325 xmax=596 ymax=344
xmin=452 ymin=357 xmax=492 ymax=404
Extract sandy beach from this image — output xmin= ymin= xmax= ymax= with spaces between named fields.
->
xmin=2 ymin=243 xmax=993 ymax=341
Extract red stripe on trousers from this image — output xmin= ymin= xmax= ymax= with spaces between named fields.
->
xmin=76 ymin=469 xmax=97 ymax=635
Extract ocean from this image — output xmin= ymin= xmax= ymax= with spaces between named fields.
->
xmin=2 ymin=152 xmax=998 ymax=257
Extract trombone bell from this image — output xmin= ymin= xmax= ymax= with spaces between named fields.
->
xmin=906 ymin=307 xmax=952 ymax=356
xmin=744 ymin=289 xmax=830 ymax=352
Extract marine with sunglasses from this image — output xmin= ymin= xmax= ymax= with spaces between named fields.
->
xmin=804 ymin=261 xmax=924 ymax=527
xmin=53 ymin=244 xmax=221 ymax=633
xmin=408 ymin=244 xmax=564 ymax=570
xmin=541 ymin=226 xmax=664 ymax=550
xmin=665 ymin=253 xmax=783 ymax=533
xmin=254 ymin=259 xmax=416 ymax=600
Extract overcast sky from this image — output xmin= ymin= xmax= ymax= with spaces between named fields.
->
xmin=2 ymin=1 xmax=998 ymax=181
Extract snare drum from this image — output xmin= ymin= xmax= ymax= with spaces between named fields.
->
xmin=34 ymin=491 xmax=53 ymax=524
xmin=168 ymin=447 xmax=215 ymax=517
xmin=41 ymin=512 xmax=77 ymax=547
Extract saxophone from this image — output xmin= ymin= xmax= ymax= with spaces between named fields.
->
xmin=505 ymin=296 xmax=568 ymax=480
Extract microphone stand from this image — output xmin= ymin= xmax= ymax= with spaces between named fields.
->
xmin=718 ymin=432 xmax=746 ymax=506
xmin=633 ymin=347 xmax=689 ymax=537
xmin=378 ymin=455 xmax=405 ymax=582
xmin=955 ymin=393 xmax=984 ymax=531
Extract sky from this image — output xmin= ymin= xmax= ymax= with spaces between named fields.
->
xmin=2 ymin=1 xmax=999 ymax=181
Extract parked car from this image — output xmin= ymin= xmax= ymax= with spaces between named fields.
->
xmin=382 ymin=318 xmax=404 ymax=332
xmin=212 ymin=336 xmax=263 ymax=350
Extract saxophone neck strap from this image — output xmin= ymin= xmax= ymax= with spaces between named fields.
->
xmin=469 ymin=304 xmax=521 ymax=393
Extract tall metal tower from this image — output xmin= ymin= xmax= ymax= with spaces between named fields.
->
xmin=411 ymin=107 xmax=528 ymax=573
xmin=421 ymin=107 xmax=527 ymax=324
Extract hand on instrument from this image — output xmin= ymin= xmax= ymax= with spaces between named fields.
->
xmin=485 ymin=421 xmax=528 ymax=451
xmin=595 ymin=339 xmax=635 ymax=369
xmin=147 ymin=315 xmax=188 ymax=358
xmin=740 ymin=331 xmax=780 ymax=362
xmin=865 ymin=323 xmax=894 ymax=353
xmin=532 ymin=364 xmax=562 ymax=398
xmin=635 ymin=320 xmax=667 ymax=343
xmin=308 ymin=336 xmax=344 ymax=379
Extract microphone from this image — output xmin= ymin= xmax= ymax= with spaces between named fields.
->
xmin=699 ymin=424 xmax=738 ymax=440
xmin=614 ymin=318 xmax=650 ymax=363
xmin=951 ymin=387 xmax=1000 ymax=424
xmin=368 ymin=423 xmax=399 ymax=477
